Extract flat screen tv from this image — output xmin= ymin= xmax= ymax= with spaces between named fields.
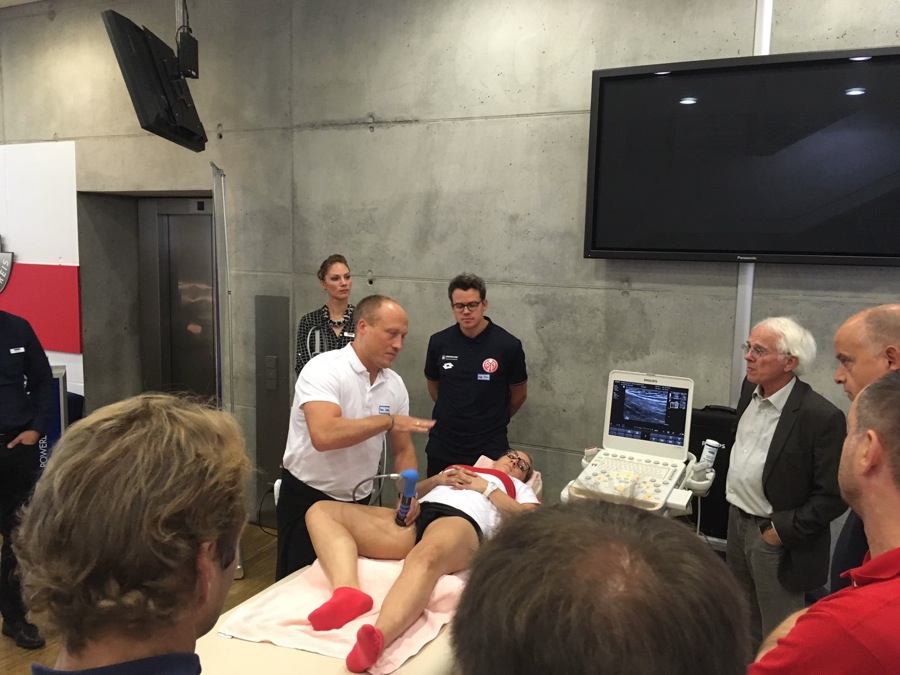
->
xmin=102 ymin=10 xmax=207 ymax=153
xmin=584 ymin=47 xmax=900 ymax=265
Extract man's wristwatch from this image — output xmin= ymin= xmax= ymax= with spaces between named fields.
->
xmin=483 ymin=482 xmax=498 ymax=499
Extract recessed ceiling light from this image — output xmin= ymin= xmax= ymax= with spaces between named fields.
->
xmin=654 ymin=71 xmax=671 ymax=76
xmin=848 ymin=56 xmax=872 ymax=62
xmin=679 ymin=96 xmax=698 ymax=105
xmin=845 ymin=87 xmax=866 ymax=96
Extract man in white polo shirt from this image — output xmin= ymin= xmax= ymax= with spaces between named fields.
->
xmin=276 ymin=295 xmax=435 ymax=579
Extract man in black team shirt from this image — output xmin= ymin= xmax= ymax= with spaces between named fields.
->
xmin=423 ymin=273 xmax=528 ymax=477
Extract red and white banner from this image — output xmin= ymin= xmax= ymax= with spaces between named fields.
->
xmin=0 ymin=142 xmax=82 ymax=391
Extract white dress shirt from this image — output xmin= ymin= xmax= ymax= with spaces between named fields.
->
xmin=726 ymin=377 xmax=797 ymax=517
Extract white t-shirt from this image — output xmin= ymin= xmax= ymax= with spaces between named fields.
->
xmin=282 ymin=344 xmax=410 ymax=501
xmin=419 ymin=470 xmax=539 ymax=539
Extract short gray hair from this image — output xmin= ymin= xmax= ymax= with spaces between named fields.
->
xmin=754 ymin=316 xmax=816 ymax=375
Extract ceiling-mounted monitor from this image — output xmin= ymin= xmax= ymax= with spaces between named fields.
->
xmin=584 ymin=47 xmax=900 ymax=266
xmin=102 ymin=9 xmax=207 ymax=153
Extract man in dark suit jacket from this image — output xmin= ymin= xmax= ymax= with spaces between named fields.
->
xmin=725 ymin=316 xmax=846 ymax=647
xmin=830 ymin=304 xmax=900 ymax=592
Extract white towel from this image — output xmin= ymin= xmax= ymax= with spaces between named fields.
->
xmin=217 ymin=558 xmax=464 ymax=674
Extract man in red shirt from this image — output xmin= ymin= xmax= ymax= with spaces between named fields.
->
xmin=751 ymin=370 xmax=900 ymax=673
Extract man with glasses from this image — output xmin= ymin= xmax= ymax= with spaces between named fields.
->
xmin=305 ymin=449 xmax=538 ymax=672
xmin=424 ymin=273 xmax=528 ymax=477
xmin=725 ymin=316 xmax=845 ymax=649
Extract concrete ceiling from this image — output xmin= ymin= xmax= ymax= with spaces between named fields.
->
xmin=0 ymin=0 xmax=43 ymax=8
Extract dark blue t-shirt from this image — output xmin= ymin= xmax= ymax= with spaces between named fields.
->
xmin=424 ymin=318 xmax=527 ymax=465
xmin=0 ymin=311 xmax=53 ymax=436
xmin=32 ymin=652 xmax=201 ymax=675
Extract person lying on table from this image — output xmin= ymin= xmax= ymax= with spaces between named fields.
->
xmin=305 ymin=448 xmax=539 ymax=673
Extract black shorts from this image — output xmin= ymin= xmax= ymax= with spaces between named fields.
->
xmin=415 ymin=502 xmax=483 ymax=544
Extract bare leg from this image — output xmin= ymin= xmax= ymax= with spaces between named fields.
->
xmin=306 ymin=501 xmax=416 ymax=631
xmin=376 ymin=517 xmax=478 ymax=643
xmin=346 ymin=517 xmax=479 ymax=672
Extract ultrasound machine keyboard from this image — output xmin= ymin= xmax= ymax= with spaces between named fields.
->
xmin=568 ymin=449 xmax=685 ymax=511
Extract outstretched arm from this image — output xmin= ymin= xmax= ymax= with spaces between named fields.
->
xmin=303 ymin=401 xmax=433 ymax=451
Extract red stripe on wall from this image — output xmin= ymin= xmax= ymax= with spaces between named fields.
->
xmin=0 ymin=263 xmax=82 ymax=353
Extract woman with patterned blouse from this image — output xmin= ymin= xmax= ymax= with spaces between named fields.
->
xmin=294 ymin=254 xmax=356 ymax=375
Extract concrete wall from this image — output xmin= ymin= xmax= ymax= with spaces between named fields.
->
xmin=2 ymin=0 xmax=898 ymax=504
xmin=76 ymin=193 xmax=141 ymax=411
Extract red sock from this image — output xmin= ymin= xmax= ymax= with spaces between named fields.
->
xmin=308 ymin=587 xmax=373 ymax=631
xmin=346 ymin=624 xmax=384 ymax=673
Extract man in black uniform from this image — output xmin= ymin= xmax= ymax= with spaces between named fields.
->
xmin=0 ymin=310 xmax=53 ymax=649
xmin=423 ymin=273 xmax=527 ymax=477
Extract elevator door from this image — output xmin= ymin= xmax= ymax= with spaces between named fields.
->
xmin=167 ymin=214 xmax=216 ymax=397
xmin=138 ymin=198 xmax=216 ymax=399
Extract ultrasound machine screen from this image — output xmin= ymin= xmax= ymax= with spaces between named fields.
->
xmin=608 ymin=379 xmax=690 ymax=446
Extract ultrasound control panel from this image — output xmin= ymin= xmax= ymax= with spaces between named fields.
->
xmin=567 ymin=449 xmax=686 ymax=511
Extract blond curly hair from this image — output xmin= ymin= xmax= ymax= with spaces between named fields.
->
xmin=14 ymin=393 xmax=250 ymax=653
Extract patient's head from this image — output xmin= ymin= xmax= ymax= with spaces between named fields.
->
xmin=492 ymin=448 xmax=533 ymax=481
xmin=452 ymin=500 xmax=750 ymax=675
xmin=15 ymin=393 xmax=250 ymax=654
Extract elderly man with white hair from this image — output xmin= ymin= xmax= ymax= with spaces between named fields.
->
xmin=725 ymin=316 xmax=846 ymax=649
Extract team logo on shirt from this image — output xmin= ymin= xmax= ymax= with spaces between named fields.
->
xmin=443 ymin=362 xmax=454 ymax=370
xmin=441 ymin=355 xmax=458 ymax=361
xmin=0 ymin=236 xmax=13 ymax=294
xmin=378 ymin=405 xmax=391 ymax=414
xmin=482 ymin=358 xmax=499 ymax=373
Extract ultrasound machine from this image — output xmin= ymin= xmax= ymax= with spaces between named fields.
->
xmin=563 ymin=370 xmax=717 ymax=515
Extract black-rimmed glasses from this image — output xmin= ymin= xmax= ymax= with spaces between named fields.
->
xmin=505 ymin=449 xmax=531 ymax=473
xmin=451 ymin=301 xmax=484 ymax=312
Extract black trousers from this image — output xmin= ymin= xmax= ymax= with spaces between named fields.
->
xmin=0 ymin=435 xmax=41 ymax=624
xmin=274 ymin=468 xmax=369 ymax=581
